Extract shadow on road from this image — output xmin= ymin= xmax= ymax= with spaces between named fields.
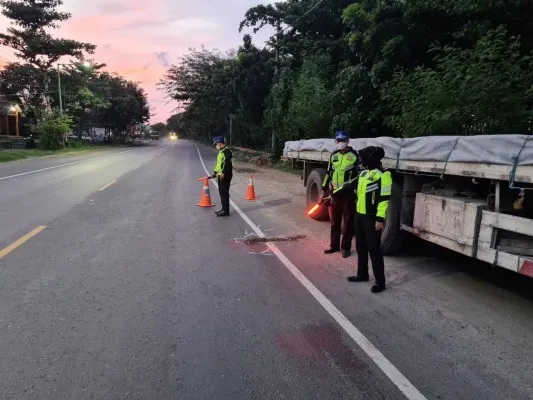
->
xmin=239 ymin=198 xmax=293 ymax=213
xmin=395 ymin=236 xmax=533 ymax=302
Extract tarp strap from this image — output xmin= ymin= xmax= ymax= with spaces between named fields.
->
xmin=509 ymin=136 xmax=531 ymax=191
xmin=395 ymin=138 xmax=404 ymax=172
xmin=441 ymin=138 xmax=461 ymax=179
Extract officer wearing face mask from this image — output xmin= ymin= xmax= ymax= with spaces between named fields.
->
xmin=210 ymin=136 xmax=233 ymax=217
xmin=321 ymin=131 xmax=362 ymax=258
xmin=331 ymin=146 xmax=391 ymax=293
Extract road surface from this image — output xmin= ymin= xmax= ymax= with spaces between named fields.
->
xmin=0 ymin=140 xmax=531 ymax=400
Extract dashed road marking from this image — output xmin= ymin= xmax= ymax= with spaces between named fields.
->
xmin=0 ymin=226 xmax=47 ymax=260
xmin=98 ymin=179 xmax=117 ymax=191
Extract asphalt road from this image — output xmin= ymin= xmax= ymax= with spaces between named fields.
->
xmin=0 ymin=140 xmax=531 ymax=400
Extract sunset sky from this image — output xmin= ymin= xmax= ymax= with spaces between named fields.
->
xmin=0 ymin=0 xmax=272 ymax=123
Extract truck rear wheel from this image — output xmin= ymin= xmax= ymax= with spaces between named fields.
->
xmin=306 ymin=168 xmax=329 ymax=221
xmin=381 ymin=182 xmax=407 ymax=254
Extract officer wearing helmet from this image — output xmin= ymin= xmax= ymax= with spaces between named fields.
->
xmin=332 ymin=146 xmax=392 ymax=293
xmin=321 ymin=131 xmax=362 ymax=258
xmin=210 ymin=136 xmax=233 ymax=217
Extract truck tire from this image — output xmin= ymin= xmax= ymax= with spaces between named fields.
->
xmin=381 ymin=182 xmax=407 ymax=254
xmin=306 ymin=168 xmax=330 ymax=221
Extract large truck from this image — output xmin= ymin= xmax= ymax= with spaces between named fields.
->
xmin=284 ymin=135 xmax=533 ymax=278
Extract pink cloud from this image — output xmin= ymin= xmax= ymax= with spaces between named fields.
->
xmin=0 ymin=0 xmax=273 ymax=123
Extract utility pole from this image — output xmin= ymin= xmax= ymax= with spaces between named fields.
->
xmin=229 ymin=114 xmax=233 ymax=147
xmin=272 ymin=20 xmax=281 ymax=154
xmin=57 ymin=64 xmax=63 ymax=118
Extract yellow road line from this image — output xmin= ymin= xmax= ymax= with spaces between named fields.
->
xmin=0 ymin=226 xmax=47 ymax=260
xmin=98 ymin=179 xmax=117 ymax=191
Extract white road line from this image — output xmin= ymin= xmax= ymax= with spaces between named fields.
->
xmin=98 ymin=179 xmax=117 ymax=191
xmin=194 ymin=143 xmax=427 ymax=400
xmin=0 ymin=149 xmax=137 ymax=182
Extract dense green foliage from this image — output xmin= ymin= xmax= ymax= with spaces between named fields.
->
xmin=33 ymin=111 xmax=73 ymax=149
xmin=0 ymin=0 xmax=150 ymax=136
xmin=159 ymin=0 xmax=533 ymax=156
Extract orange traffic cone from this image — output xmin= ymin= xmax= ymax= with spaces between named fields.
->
xmin=245 ymin=175 xmax=256 ymax=200
xmin=197 ymin=177 xmax=215 ymax=207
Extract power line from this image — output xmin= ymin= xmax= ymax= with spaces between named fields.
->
xmin=259 ymin=0 xmax=329 ymax=52
xmin=292 ymin=0 xmax=328 ymax=26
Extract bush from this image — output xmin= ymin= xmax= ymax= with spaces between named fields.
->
xmin=34 ymin=112 xmax=74 ymax=150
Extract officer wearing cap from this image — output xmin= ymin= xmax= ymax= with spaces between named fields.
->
xmin=332 ymin=146 xmax=392 ymax=293
xmin=321 ymin=131 xmax=362 ymax=258
xmin=210 ymin=136 xmax=233 ymax=216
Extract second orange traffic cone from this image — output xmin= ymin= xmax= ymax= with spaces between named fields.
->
xmin=245 ymin=175 xmax=256 ymax=200
xmin=197 ymin=177 xmax=215 ymax=207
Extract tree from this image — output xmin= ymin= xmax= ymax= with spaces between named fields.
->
xmin=166 ymin=113 xmax=185 ymax=135
xmin=159 ymin=47 xmax=238 ymax=143
xmin=285 ymin=54 xmax=333 ymax=140
xmin=91 ymin=73 xmax=149 ymax=140
xmin=0 ymin=63 xmax=43 ymax=117
xmin=159 ymin=0 xmax=533 ymax=154
xmin=52 ymin=60 xmax=109 ymax=133
xmin=0 ymin=0 xmax=95 ymax=114
xmin=151 ymin=122 xmax=167 ymax=137
xmin=0 ymin=0 xmax=94 ymax=70
xmin=386 ymin=27 xmax=533 ymax=136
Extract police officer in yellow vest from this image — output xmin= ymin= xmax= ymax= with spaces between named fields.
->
xmin=332 ymin=146 xmax=392 ymax=293
xmin=210 ymin=136 xmax=233 ymax=217
xmin=321 ymin=131 xmax=362 ymax=258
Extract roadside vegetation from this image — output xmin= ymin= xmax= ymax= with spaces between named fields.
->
xmin=0 ymin=0 xmax=150 ymax=151
xmin=230 ymin=147 xmax=299 ymax=175
xmin=158 ymin=1 xmax=533 ymax=158
xmin=0 ymin=145 xmax=105 ymax=163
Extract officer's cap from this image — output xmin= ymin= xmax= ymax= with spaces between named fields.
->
xmin=335 ymin=131 xmax=349 ymax=142
xmin=212 ymin=136 xmax=225 ymax=146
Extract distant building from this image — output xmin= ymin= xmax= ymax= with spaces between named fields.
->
xmin=0 ymin=99 xmax=23 ymax=137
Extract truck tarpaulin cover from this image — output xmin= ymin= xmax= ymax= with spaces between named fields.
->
xmin=283 ymin=134 xmax=533 ymax=166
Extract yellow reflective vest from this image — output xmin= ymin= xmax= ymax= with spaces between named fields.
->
xmin=333 ymin=168 xmax=392 ymax=222
xmin=322 ymin=147 xmax=361 ymax=191
xmin=213 ymin=147 xmax=233 ymax=176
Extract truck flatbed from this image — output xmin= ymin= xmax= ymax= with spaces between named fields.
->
xmin=284 ymin=134 xmax=533 ymax=184
xmin=284 ymin=134 xmax=533 ymax=277
xmin=285 ymin=150 xmax=533 ymax=184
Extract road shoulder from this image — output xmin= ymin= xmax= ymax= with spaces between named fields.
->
xmin=224 ymin=156 xmax=533 ymax=400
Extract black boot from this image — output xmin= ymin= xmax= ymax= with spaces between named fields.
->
xmin=341 ymin=250 xmax=351 ymax=258
xmin=371 ymin=284 xmax=386 ymax=293
xmin=324 ymin=248 xmax=340 ymax=254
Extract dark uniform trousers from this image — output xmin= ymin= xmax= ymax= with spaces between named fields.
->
xmin=218 ymin=174 xmax=232 ymax=214
xmin=354 ymin=213 xmax=385 ymax=286
xmin=328 ymin=193 xmax=355 ymax=251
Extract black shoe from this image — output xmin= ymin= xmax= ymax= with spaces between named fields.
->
xmin=214 ymin=209 xmax=224 ymax=215
xmin=217 ymin=212 xmax=230 ymax=217
xmin=324 ymin=248 xmax=340 ymax=254
xmin=341 ymin=250 xmax=351 ymax=258
xmin=347 ymin=275 xmax=369 ymax=282
xmin=371 ymin=284 xmax=386 ymax=293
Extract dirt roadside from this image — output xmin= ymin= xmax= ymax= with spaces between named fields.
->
xmin=231 ymin=160 xmax=327 ymax=240
xmin=226 ymin=158 xmax=533 ymax=400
